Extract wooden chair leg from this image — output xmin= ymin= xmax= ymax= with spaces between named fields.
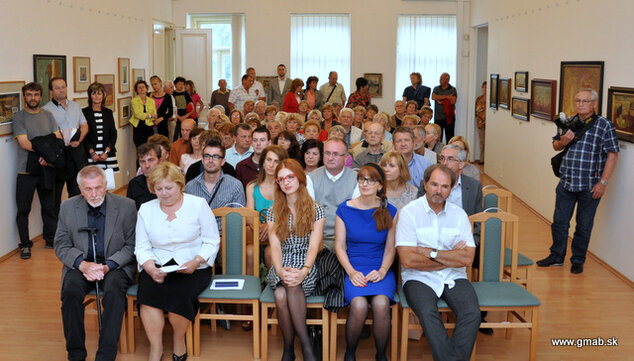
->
xmin=261 ymin=303 xmax=269 ymax=361
xmin=119 ymin=315 xmax=128 ymax=353
xmin=400 ymin=308 xmax=409 ymax=361
xmin=505 ymin=311 xmax=513 ymax=340
xmin=321 ymin=308 xmax=329 ymax=361
xmin=210 ymin=302 xmax=217 ymax=332
xmin=186 ymin=321 xmax=194 ymax=356
xmin=529 ymin=307 xmax=539 ymax=361
xmin=329 ymin=311 xmax=338 ymax=361
xmin=126 ymin=297 xmax=135 ymax=353
xmin=390 ymin=305 xmax=398 ymax=361
xmin=253 ymin=300 xmax=260 ymax=360
xmin=193 ymin=310 xmax=201 ymax=356
xmin=470 ymin=342 xmax=477 ymax=361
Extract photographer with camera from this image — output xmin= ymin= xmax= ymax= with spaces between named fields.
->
xmin=537 ymin=89 xmax=619 ymax=274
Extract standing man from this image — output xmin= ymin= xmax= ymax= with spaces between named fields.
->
xmin=14 ymin=82 xmax=62 ymax=257
xmin=172 ymin=77 xmax=194 ymax=141
xmin=169 ymin=119 xmax=196 ymax=165
xmin=127 ymin=143 xmax=161 ymax=209
xmin=393 ymin=126 xmax=431 ymax=189
xmin=338 ymin=108 xmax=362 ymax=147
xmin=236 ymin=126 xmax=271 ymax=188
xmin=267 ymin=64 xmax=292 ymax=106
xmin=403 ymin=72 xmax=431 ymax=109
xmin=397 ymin=164 xmax=480 ymax=361
xmin=246 ymin=67 xmax=266 ymax=102
xmin=537 ymin=88 xmax=619 ymax=274
xmin=210 ymin=79 xmax=230 ymax=116
xmin=224 ymin=123 xmax=254 ymax=168
xmin=228 ymin=74 xmax=257 ymax=112
xmin=55 ymin=165 xmax=137 ymax=361
xmin=431 ymin=73 xmax=458 ymax=142
xmin=319 ymin=71 xmax=347 ymax=107
xmin=43 ymin=77 xmax=89 ymax=211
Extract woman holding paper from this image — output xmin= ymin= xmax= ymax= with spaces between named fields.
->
xmin=135 ymin=162 xmax=220 ymax=361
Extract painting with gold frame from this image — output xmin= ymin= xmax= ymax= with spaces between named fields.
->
xmin=512 ymin=97 xmax=529 ymax=121
xmin=95 ymin=74 xmax=115 ymax=109
xmin=0 ymin=81 xmax=25 ymax=136
xmin=364 ymin=73 xmax=383 ymax=97
xmin=73 ymin=56 xmax=91 ymax=92
xmin=559 ymin=61 xmax=604 ymax=117
xmin=33 ymin=54 xmax=66 ymax=106
xmin=607 ymin=86 xmax=634 ymax=143
xmin=117 ymin=96 xmax=131 ymax=127
xmin=118 ymin=57 xmax=130 ymax=94
xmin=531 ymin=78 xmax=557 ymax=121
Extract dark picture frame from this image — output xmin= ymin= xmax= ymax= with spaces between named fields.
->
xmin=364 ymin=73 xmax=383 ymax=97
xmin=490 ymin=74 xmax=499 ymax=110
xmin=559 ymin=61 xmax=604 ymax=117
xmin=606 ymin=86 xmax=634 ymax=143
xmin=33 ymin=54 xmax=67 ymax=106
xmin=530 ymin=78 xmax=557 ymax=121
xmin=499 ymin=78 xmax=511 ymax=109
xmin=514 ymin=71 xmax=528 ymax=92
xmin=512 ymin=97 xmax=530 ymax=121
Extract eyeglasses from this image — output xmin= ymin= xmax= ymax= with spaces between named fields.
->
xmin=574 ymin=98 xmax=594 ymax=104
xmin=439 ymin=155 xmax=460 ymax=163
xmin=275 ymin=173 xmax=297 ymax=184
xmin=324 ymin=151 xmax=346 ymax=158
xmin=358 ymin=177 xmax=378 ymax=185
xmin=203 ymin=154 xmax=224 ymax=160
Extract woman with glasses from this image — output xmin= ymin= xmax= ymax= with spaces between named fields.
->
xmin=334 ymin=163 xmax=397 ymax=361
xmin=267 ymin=159 xmax=325 ymax=361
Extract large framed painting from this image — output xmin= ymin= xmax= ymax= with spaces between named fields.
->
xmin=559 ymin=61 xmax=604 ymax=117
xmin=515 ymin=71 xmax=528 ymax=92
xmin=364 ymin=73 xmax=383 ymax=97
xmin=33 ymin=54 xmax=66 ymax=106
xmin=499 ymin=78 xmax=512 ymax=109
xmin=117 ymin=96 xmax=132 ymax=127
xmin=0 ymin=81 xmax=25 ymax=136
xmin=530 ymin=78 xmax=557 ymax=121
xmin=490 ymin=74 xmax=499 ymax=110
xmin=118 ymin=57 xmax=130 ymax=94
xmin=606 ymin=86 xmax=634 ymax=143
xmin=73 ymin=56 xmax=91 ymax=92
xmin=94 ymin=74 xmax=115 ymax=109
xmin=512 ymin=97 xmax=529 ymax=121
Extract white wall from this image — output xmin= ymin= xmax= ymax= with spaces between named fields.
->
xmin=0 ymin=0 xmax=172 ymax=257
xmin=472 ymin=0 xmax=634 ymax=280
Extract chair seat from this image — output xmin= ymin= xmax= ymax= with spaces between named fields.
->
xmin=398 ymin=284 xmax=448 ymax=309
xmin=472 ymin=282 xmax=541 ymax=307
xmin=259 ymin=285 xmax=325 ymax=304
xmin=504 ymin=248 xmax=534 ymax=266
xmin=127 ymin=284 xmax=138 ymax=297
xmin=199 ymin=274 xmax=262 ymax=300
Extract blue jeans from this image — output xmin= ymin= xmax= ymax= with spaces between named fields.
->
xmin=550 ymin=182 xmax=601 ymax=265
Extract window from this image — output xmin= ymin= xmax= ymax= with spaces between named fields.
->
xmin=290 ymin=14 xmax=351 ymax=96
xmin=395 ymin=15 xmax=457 ymax=109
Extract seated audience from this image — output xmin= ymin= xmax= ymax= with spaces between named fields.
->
xmin=303 ymin=118 xmax=328 ymax=142
xmin=297 ymin=100 xmax=310 ymax=121
xmin=448 ymin=135 xmax=481 ymax=181
xmin=327 ymin=125 xmax=354 ymax=169
xmin=245 ymin=112 xmax=261 ymax=130
xmin=300 ymin=139 xmax=324 ymax=173
xmin=320 ymin=104 xmax=339 ymax=132
xmin=405 ymin=100 xmax=418 ymax=115
xmin=229 ymin=109 xmax=244 ymax=125
xmin=365 ymin=104 xmax=379 ymax=124
xmin=254 ymin=100 xmax=267 ymax=121
xmin=185 ymin=129 xmax=236 ymax=182
xmin=419 ymin=106 xmax=433 ymax=126
xmin=284 ymin=113 xmax=306 ymax=145
xmin=128 ymin=143 xmax=161 ymax=209
xmin=380 ymin=151 xmax=418 ymax=210
xmin=236 ymin=126 xmax=272 ymax=188
xmin=169 ymin=119 xmax=196 ymax=165
xmin=391 ymin=100 xmax=406 ymax=131
xmin=265 ymin=105 xmax=278 ymax=123
xmin=393 ymin=126 xmax=431 ymax=189
xmin=283 ymin=78 xmax=305 ymax=113
xmin=217 ymin=122 xmax=236 ymax=151
xmin=413 ymin=125 xmax=438 ymax=165
xmin=275 ymin=130 xmax=301 ymax=161
xmin=147 ymin=134 xmax=171 ymax=163
xmin=243 ymin=99 xmax=255 ymax=116
xmin=179 ymin=127 xmax=204 ymax=173
xmin=402 ymin=114 xmax=420 ymax=128
xmin=424 ymin=123 xmax=445 ymax=154
xmin=352 ymin=106 xmax=366 ymax=129
xmin=267 ymin=118 xmax=284 ymax=141
xmin=372 ymin=111 xmax=393 ymax=141
xmin=206 ymin=106 xmax=222 ymax=130
xmin=224 ymin=123 xmax=254 ymax=168
xmin=353 ymin=122 xmax=387 ymax=168
xmin=338 ymin=107 xmax=362 ymax=148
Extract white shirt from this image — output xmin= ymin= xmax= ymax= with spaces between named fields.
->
xmin=135 ymin=194 xmax=221 ymax=270
xmin=446 ymin=175 xmax=463 ymax=209
xmin=278 ymin=77 xmax=287 ymax=95
xmin=305 ymin=168 xmax=360 ymax=200
xmin=396 ymin=195 xmax=475 ymax=297
xmin=250 ymin=80 xmax=265 ymax=99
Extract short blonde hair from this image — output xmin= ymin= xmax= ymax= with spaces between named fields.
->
xmin=449 ymin=135 xmax=471 ymax=158
xmin=419 ymin=106 xmax=433 ymax=117
xmin=373 ymin=111 xmax=390 ymax=125
xmin=148 ymin=162 xmax=185 ymax=194
xmin=284 ymin=113 xmax=304 ymax=129
xmin=402 ymin=114 xmax=420 ymax=126
xmin=426 ymin=123 xmax=442 ymax=137
xmin=353 ymin=106 xmax=366 ymax=114
xmin=328 ymin=125 xmax=346 ymax=139
xmin=304 ymin=120 xmax=322 ymax=133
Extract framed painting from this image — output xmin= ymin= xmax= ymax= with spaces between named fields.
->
xmin=512 ymin=97 xmax=530 ymax=121
xmin=0 ymin=81 xmax=25 ymax=136
xmin=132 ymin=68 xmax=146 ymax=83
xmin=530 ymin=78 xmax=557 ymax=121
xmin=118 ymin=58 xmax=130 ymax=93
xmin=490 ymin=74 xmax=499 ymax=110
xmin=606 ymin=86 xmax=634 ymax=143
xmin=95 ymin=74 xmax=115 ymax=109
xmin=73 ymin=56 xmax=91 ymax=92
xmin=33 ymin=54 xmax=66 ymax=106
xmin=515 ymin=71 xmax=528 ymax=92
xmin=499 ymin=78 xmax=511 ymax=109
xmin=364 ymin=73 xmax=383 ymax=97
xmin=73 ymin=97 xmax=88 ymax=108
xmin=117 ymin=96 xmax=132 ymax=127
xmin=559 ymin=61 xmax=604 ymax=117
xmin=256 ymin=76 xmax=276 ymax=95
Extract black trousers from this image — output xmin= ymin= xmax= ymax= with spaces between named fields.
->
xmin=15 ymin=173 xmax=57 ymax=248
xmin=61 ymin=268 xmax=130 ymax=361
xmin=435 ymin=118 xmax=455 ymax=143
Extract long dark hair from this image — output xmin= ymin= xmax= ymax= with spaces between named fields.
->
xmin=275 ymin=130 xmax=301 ymax=161
xmin=299 ymin=139 xmax=324 ymax=169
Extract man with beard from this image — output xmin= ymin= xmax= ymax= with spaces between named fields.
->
xmin=13 ymin=82 xmax=62 ymax=257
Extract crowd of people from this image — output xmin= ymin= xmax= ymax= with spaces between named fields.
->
xmin=13 ymin=63 xmax=618 ymax=361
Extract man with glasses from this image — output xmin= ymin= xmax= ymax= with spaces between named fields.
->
xmin=393 ymin=126 xmax=431 ymax=189
xmin=537 ymin=88 xmax=619 ymax=274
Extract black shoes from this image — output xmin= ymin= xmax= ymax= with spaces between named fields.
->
xmin=173 ymin=352 xmax=187 ymax=361
xmin=571 ymin=263 xmax=584 ymax=274
xmin=536 ymin=255 xmax=563 ymax=267
xmin=45 ymin=240 xmax=54 ymax=249
xmin=20 ymin=247 xmax=31 ymax=259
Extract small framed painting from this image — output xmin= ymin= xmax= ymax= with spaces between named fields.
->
xmin=95 ymin=74 xmax=115 ymax=109
xmin=490 ymin=74 xmax=499 ymax=110
xmin=606 ymin=86 xmax=634 ymax=143
xmin=514 ymin=71 xmax=528 ymax=92
xmin=118 ymin=57 xmax=130 ymax=93
xmin=530 ymin=78 xmax=557 ymax=121
xmin=512 ymin=97 xmax=529 ymax=121
xmin=364 ymin=73 xmax=383 ymax=97
xmin=117 ymin=96 xmax=132 ymax=127
xmin=499 ymin=78 xmax=511 ymax=109
xmin=73 ymin=56 xmax=91 ymax=92
xmin=132 ymin=68 xmax=146 ymax=83
xmin=73 ymin=97 xmax=89 ymax=108
xmin=33 ymin=54 xmax=66 ymax=106
xmin=0 ymin=80 xmax=25 ymax=136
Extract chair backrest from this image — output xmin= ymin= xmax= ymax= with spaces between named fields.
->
xmin=482 ymin=188 xmax=512 ymax=213
xmin=469 ymin=211 xmax=519 ymax=282
xmin=213 ymin=207 xmax=260 ymax=277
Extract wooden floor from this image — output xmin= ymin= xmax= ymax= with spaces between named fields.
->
xmin=1 ymin=170 xmax=632 ymax=361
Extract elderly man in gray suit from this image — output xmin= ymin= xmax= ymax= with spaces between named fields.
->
xmin=267 ymin=64 xmax=292 ymax=106
xmin=55 ymin=165 xmax=137 ymax=361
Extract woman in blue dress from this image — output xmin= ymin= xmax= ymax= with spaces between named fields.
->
xmin=335 ymin=163 xmax=397 ymax=361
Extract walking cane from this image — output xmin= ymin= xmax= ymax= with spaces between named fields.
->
xmin=78 ymin=227 xmax=103 ymax=331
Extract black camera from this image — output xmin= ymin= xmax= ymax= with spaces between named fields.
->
xmin=555 ymin=114 xmax=587 ymax=133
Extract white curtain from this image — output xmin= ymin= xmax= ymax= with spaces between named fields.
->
xmin=395 ymin=15 xmax=457 ymax=109
xmin=290 ymin=15 xmax=351 ymax=94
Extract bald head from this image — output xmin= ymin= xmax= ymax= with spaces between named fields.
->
xmin=181 ymin=119 xmax=196 ymax=140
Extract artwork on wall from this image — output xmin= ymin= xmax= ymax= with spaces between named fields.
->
xmin=559 ymin=61 xmax=604 ymax=117
xmin=33 ymin=54 xmax=66 ymax=106
xmin=530 ymin=78 xmax=557 ymax=121
xmin=95 ymin=74 xmax=115 ymax=109
xmin=0 ymin=81 xmax=25 ymax=136
xmin=73 ymin=97 xmax=88 ymax=108
xmin=515 ymin=71 xmax=528 ymax=92
xmin=256 ymin=76 xmax=276 ymax=95
xmin=73 ymin=57 xmax=91 ymax=92
xmin=490 ymin=74 xmax=499 ymax=110
xmin=606 ymin=86 xmax=634 ymax=143
xmin=512 ymin=97 xmax=530 ymax=121
xmin=499 ymin=78 xmax=512 ymax=109
xmin=132 ymin=68 xmax=146 ymax=83
xmin=118 ymin=58 xmax=130 ymax=94
xmin=364 ymin=73 xmax=383 ymax=97
xmin=117 ymin=96 xmax=131 ymax=127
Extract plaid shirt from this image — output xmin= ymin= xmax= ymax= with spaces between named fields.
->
xmin=554 ymin=115 xmax=619 ymax=192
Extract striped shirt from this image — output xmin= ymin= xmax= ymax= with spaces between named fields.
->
xmin=185 ymin=172 xmax=246 ymax=230
xmin=87 ymin=111 xmax=119 ymax=171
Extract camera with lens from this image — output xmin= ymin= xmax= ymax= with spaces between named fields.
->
xmin=555 ymin=113 xmax=588 ymax=133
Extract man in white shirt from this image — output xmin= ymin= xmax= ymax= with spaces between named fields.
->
xmin=246 ymin=67 xmax=266 ymax=102
xmin=224 ymin=123 xmax=254 ymax=168
xmin=396 ymin=164 xmax=480 ymax=361
xmin=338 ymin=107 xmax=362 ymax=147
xmin=319 ymin=71 xmax=347 ymax=106
xmin=228 ymin=74 xmax=257 ymax=112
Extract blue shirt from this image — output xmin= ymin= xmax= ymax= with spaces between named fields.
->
xmin=224 ymin=145 xmax=254 ymax=168
xmin=42 ymin=99 xmax=87 ymax=130
xmin=402 ymin=84 xmax=431 ymax=109
xmin=407 ymin=153 xmax=432 ymax=189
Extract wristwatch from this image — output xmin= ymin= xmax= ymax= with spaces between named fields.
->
xmin=429 ymin=249 xmax=438 ymax=259
xmin=599 ymin=179 xmax=608 ymax=186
